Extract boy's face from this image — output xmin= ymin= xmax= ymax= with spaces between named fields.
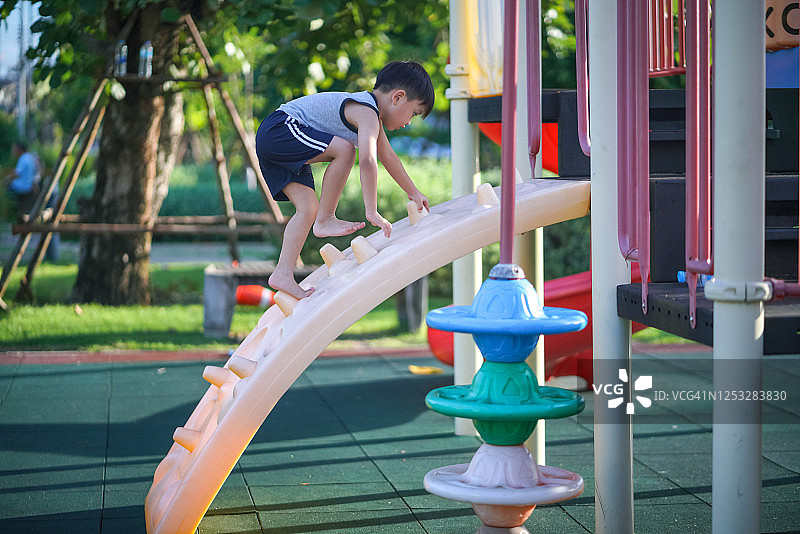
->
xmin=383 ymin=90 xmax=426 ymax=131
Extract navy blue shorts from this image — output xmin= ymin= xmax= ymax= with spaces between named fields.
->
xmin=255 ymin=110 xmax=334 ymax=201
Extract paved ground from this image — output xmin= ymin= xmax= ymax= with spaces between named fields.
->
xmin=0 ymin=344 xmax=798 ymax=533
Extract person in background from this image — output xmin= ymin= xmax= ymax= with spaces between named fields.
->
xmin=3 ymin=141 xmax=40 ymax=221
xmin=3 ymin=141 xmax=59 ymax=261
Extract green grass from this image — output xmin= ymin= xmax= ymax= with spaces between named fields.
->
xmin=1 ymin=263 xmax=205 ymax=305
xmin=0 ymin=300 xmax=438 ymax=352
xmin=632 ymin=326 xmax=696 ymax=344
xmin=0 ymin=263 xmax=692 ymax=352
xmin=0 ymin=263 xmax=443 ymax=351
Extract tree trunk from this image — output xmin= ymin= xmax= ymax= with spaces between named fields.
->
xmin=154 ymin=91 xmax=185 ymax=215
xmin=72 ymin=83 xmax=163 ymax=304
xmin=72 ymin=8 xmax=185 ymax=304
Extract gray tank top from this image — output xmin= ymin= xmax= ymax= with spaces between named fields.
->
xmin=278 ymin=91 xmax=379 ymax=147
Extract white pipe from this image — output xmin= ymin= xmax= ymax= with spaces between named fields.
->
xmin=448 ymin=0 xmax=482 ymax=437
xmin=707 ymin=2 xmax=765 ymax=533
xmin=589 ymin=1 xmax=634 ymax=532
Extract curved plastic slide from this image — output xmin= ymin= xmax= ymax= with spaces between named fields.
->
xmin=144 ymin=178 xmax=590 ymax=534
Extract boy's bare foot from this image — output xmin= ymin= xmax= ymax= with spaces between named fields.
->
xmin=312 ymin=216 xmax=366 ymax=237
xmin=268 ymin=271 xmax=314 ymax=300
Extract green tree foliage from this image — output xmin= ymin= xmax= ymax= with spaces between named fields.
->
xmin=183 ymin=1 xmax=450 ymax=137
xmin=3 ymin=1 xmax=449 ymax=129
xmin=542 ymin=0 xmax=578 ymax=88
xmin=4 ymin=0 xmax=572 ymax=137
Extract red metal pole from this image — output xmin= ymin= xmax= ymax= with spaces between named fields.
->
xmin=527 ymin=0 xmax=542 ymax=168
xmin=699 ymin=0 xmax=711 ymax=268
xmin=500 ymin=0 xmax=519 ymax=265
xmin=649 ymin=0 xmax=656 ymax=71
xmin=677 ymin=0 xmax=686 ymax=67
xmin=618 ymin=0 xmax=630 ymax=257
xmin=636 ymin=0 xmax=651 ymax=312
xmin=666 ymin=0 xmax=673 ymax=70
xmin=686 ymin=0 xmax=700 ymax=324
xmin=685 ymin=0 xmax=713 ymax=328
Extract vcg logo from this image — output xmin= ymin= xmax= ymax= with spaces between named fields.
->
xmin=592 ymin=369 xmax=652 ymax=414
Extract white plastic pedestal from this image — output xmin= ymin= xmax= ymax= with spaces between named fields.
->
xmin=424 ymin=444 xmax=583 ymax=533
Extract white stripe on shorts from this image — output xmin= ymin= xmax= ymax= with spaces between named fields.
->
xmin=285 ymin=117 xmax=328 ymax=152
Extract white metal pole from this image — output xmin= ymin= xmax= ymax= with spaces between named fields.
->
xmin=706 ymin=2 xmax=765 ymax=533
xmin=589 ymin=0 xmax=634 ymax=532
xmin=447 ymin=0 xmax=482 ymax=436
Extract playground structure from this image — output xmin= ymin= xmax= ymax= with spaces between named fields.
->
xmin=449 ymin=1 xmax=800 ymax=533
xmin=144 ymin=179 xmax=590 ymax=533
xmin=423 ymin=262 xmax=588 ymax=533
xmin=140 ymin=0 xmax=800 ymax=532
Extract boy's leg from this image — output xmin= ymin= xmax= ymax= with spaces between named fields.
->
xmin=268 ymin=182 xmax=319 ymax=299
xmin=306 ymin=137 xmax=365 ymax=237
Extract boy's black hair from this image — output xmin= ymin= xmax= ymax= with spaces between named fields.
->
xmin=374 ymin=61 xmax=435 ymax=118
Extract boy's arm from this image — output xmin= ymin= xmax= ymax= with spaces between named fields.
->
xmin=345 ymin=103 xmax=392 ymax=237
xmin=376 ymin=128 xmax=429 ymax=211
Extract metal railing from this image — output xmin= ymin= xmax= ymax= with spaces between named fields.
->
xmin=611 ymin=0 xmax=692 ymax=316
xmin=650 ymin=0 xmax=687 ymax=77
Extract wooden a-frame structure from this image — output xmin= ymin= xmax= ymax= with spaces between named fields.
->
xmin=0 ymin=14 xmax=285 ymax=311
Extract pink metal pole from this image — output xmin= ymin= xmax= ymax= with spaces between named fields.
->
xmin=527 ymin=0 xmax=542 ymax=169
xmin=649 ymin=0 xmax=656 ymax=72
xmin=636 ymin=0 xmax=650 ymax=312
xmin=575 ymin=0 xmax=591 ymax=156
xmin=662 ymin=0 xmax=669 ymax=70
xmin=619 ymin=0 xmax=650 ymax=271
xmin=500 ymin=0 xmax=519 ymax=265
xmin=699 ymin=1 xmax=712 ymax=267
xmin=677 ymin=0 xmax=686 ymax=68
xmin=685 ymin=0 xmax=713 ymax=328
xmin=618 ymin=0 xmax=651 ymax=312
xmin=618 ymin=0 xmax=633 ymax=258
xmin=686 ymin=0 xmax=700 ymax=323
xmin=665 ymin=0 xmax=675 ymax=70
xmin=699 ymin=0 xmax=711 ymax=268
xmin=650 ymin=0 xmax=667 ymax=70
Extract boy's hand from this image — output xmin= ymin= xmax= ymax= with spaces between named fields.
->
xmin=366 ymin=210 xmax=392 ymax=238
xmin=408 ymin=189 xmax=429 ymax=212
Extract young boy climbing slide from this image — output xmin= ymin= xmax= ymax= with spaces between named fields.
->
xmin=255 ymin=61 xmax=434 ymax=300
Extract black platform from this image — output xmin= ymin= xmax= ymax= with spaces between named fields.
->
xmin=618 ymin=283 xmax=800 ymax=355
xmin=469 ymin=88 xmax=798 ymax=178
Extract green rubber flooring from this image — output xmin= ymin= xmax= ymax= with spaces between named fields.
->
xmin=0 ymin=346 xmax=798 ymax=533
